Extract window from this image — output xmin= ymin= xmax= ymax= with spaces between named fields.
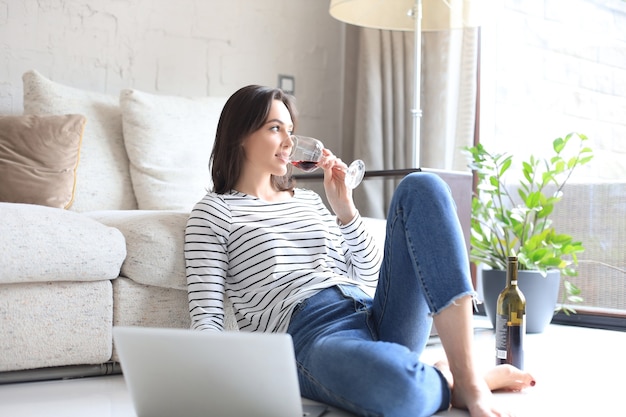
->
xmin=478 ymin=0 xmax=626 ymax=328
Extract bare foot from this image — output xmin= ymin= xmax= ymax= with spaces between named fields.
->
xmin=434 ymin=360 xmax=536 ymax=392
xmin=434 ymin=360 xmax=454 ymax=388
xmin=484 ymin=364 xmax=536 ymax=392
xmin=434 ymin=360 xmax=536 ymax=417
xmin=454 ymin=377 xmax=507 ymax=417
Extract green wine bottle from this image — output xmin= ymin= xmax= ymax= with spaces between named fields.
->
xmin=495 ymin=256 xmax=526 ymax=369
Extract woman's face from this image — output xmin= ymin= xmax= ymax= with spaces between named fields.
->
xmin=242 ymin=99 xmax=294 ymax=177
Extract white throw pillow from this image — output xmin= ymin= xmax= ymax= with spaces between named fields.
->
xmin=120 ymin=89 xmax=227 ymax=211
xmin=22 ymin=70 xmax=137 ymax=212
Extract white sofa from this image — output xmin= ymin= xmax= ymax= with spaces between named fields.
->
xmin=0 ymin=71 xmax=392 ymax=383
xmin=0 ymin=70 xmax=238 ymax=381
xmin=0 ymin=70 xmax=474 ymax=384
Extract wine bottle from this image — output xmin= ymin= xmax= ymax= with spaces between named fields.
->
xmin=495 ymin=256 xmax=526 ymax=369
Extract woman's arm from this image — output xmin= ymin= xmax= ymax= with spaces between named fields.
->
xmin=184 ymin=196 xmax=230 ymax=331
xmin=318 ymin=149 xmax=357 ymax=225
xmin=315 ymin=149 xmax=381 ymax=286
xmin=337 ymin=211 xmax=382 ymax=289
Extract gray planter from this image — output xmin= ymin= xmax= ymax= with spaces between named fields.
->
xmin=480 ymin=269 xmax=561 ymax=334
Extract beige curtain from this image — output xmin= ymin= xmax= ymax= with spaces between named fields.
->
xmin=346 ymin=27 xmax=479 ymax=218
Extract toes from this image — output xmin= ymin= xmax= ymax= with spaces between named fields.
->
xmin=485 ymin=364 xmax=536 ymax=392
xmin=493 ymin=365 xmax=536 ymax=391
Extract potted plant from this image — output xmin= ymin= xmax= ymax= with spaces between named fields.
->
xmin=464 ymin=133 xmax=594 ymax=333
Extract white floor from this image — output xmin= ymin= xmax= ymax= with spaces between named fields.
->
xmin=425 ymin=321 xmax=626 ymax=416
xmin=1 ymin=320 xmax=624 ymax=417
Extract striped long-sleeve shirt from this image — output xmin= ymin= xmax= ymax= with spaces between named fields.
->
xmin=184 ymin=188 xmax=382 ymax=333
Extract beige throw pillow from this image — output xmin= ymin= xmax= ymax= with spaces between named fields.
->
xmin=22 ymin=70 xmax=137 ymax=212
xmin=0 ymin=114 xmax=85 ymax=209
xmin=120 ymin=89 xmax=227 ymax=211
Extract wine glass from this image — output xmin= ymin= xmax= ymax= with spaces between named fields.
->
xmin=289 ymin=135 xmax=365 ymax=189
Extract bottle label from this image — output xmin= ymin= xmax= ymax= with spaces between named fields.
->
xmin=495 ymin=313 xmax=525 ymax=369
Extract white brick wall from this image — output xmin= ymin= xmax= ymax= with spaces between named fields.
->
xmin=2 ymin=0 xmax=623 ymax=179
xmin=0 ymin=0 xmax=345 ymax=150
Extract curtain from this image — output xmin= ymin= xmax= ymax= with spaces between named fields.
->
xmin=421 ymin=28 xmax=479 ymax=170
xmin=347 ymin=27 xmax=479 ymax=218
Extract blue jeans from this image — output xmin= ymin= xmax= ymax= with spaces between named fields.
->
xmin=287 ymin=172 xmax=475 ymax=417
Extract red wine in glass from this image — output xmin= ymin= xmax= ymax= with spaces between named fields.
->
xmin=289 ymin=135 xmax=365 ymax=189
xmin=291 ymin=160 xmax=319 ymax=171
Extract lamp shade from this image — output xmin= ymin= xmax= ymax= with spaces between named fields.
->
xmin=329 ymin=0 xmax=482 ymax=31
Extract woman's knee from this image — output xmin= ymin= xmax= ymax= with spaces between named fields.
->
xmin=400 ymin=172 xmax=448 ymax=194
xmin=392 ymin=172 xmax=453 ymax=210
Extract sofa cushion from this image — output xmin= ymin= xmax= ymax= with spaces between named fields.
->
xmin=0 ymin=280 xmax=113 ymax=372
xmin=120 ymin=89 xmax=227 ymax=211
xmin=112 ymin=277 xmax=191 ymax=330
xmin=110 ymin=278 xmax=239 ymax=361
xmin=0 ymin=203 xmax=126 ymax=284
xmin=0 ymin=114 xmax=85 ymax=209
xmin=22 ymin=70 xmax=137 ymax=212
xmin=87 ymin=210 xmax=189 ymax=290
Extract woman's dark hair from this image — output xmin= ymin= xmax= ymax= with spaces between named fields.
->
xmin=210 ymin=85 xmax=298 ymax=194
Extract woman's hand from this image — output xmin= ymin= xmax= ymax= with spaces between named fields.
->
xmin=318 ymin=149 xmax=357 ymax=224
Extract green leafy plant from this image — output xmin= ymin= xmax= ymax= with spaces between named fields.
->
xmin=464 ymin=133 xmax=594 ymax=312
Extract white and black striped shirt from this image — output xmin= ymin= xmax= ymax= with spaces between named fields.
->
xmin=185 ymin=188 xmax=382 ymax=333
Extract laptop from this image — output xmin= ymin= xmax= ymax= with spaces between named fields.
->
xmin=113 ymin=326 xmax=328 ymax=417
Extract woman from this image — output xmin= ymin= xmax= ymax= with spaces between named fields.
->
xmin=184 ymin=85 xmax=535 ymax=417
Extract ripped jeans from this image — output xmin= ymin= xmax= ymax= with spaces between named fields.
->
xmin=287 ymin=172 xmax=475 ymax=417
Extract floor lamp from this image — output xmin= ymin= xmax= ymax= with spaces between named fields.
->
xmin=329 ymin=0 xmax=481 ymax=168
